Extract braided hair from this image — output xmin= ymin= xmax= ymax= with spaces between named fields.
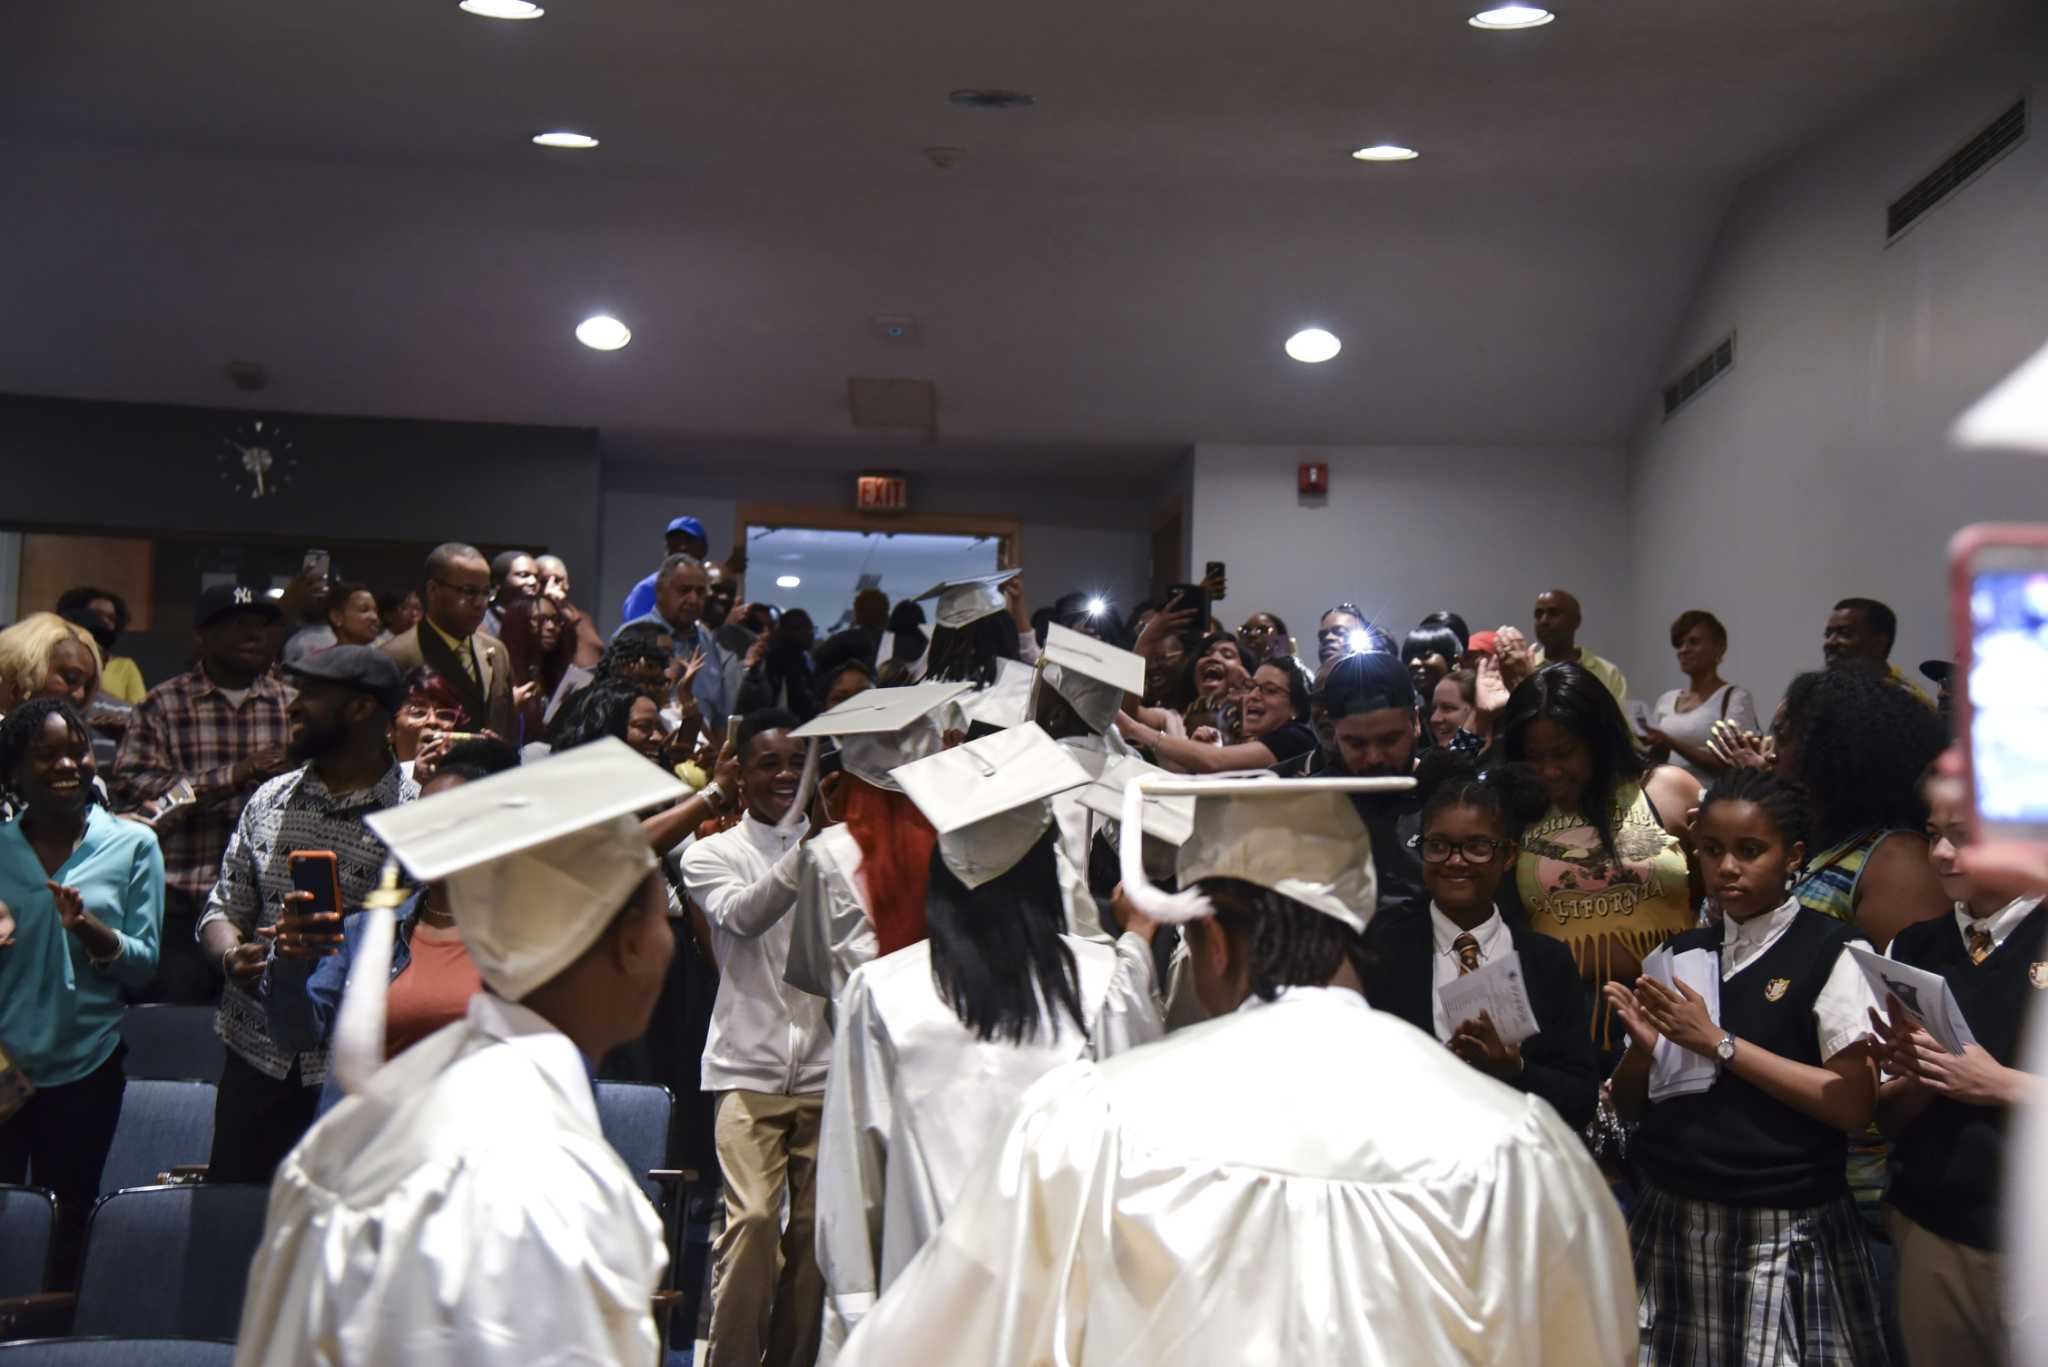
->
xmin=1696 ymin=767 xmax=1812 ymax=854
xmin=0 ymin=698 xmax=96 ymax=811
xmin=1198 ymin=877 xmax=1373 ymax=1002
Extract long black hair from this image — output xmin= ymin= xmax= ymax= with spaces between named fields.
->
xmin=1499 ymin=661 xmax=1650 ymax=855
xmin=551 ymin=680 xmax=653 ymax=750
xmin=925 ymin=827 xmax=1085 ymax=1045
xmin=1776 ymin=668 xmax=1944 ymax=849
xmin=0 ymin=698 xmax=97 ymax=810
xmin=924 ymin=613 xmax=1020 ymax=688
xmin=1415 ymin=749 xmax=1548 ymax=840
xmin=1198 ymin=876 xmax=1373 ymax=1002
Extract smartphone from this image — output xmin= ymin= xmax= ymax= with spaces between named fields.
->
xmin=289 ymin=850 xmax=343 ymax=919
xmin=725 ymin=714 xmax=744 ymax=753
xmin=1952 ymin=524 xmax=2048 ymax=842
xmin=302 ymin=548 xmax=330 ymax=583
xmin=1205 ymin=561 xmax=1227 ymax=602
xmin=1166 ymin=583 xmax=1210 ymax=650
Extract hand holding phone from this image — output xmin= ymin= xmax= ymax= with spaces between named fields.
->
xmin=280 ymin=851 xmax=345 ymax=960
xmin=1952 ymin=524 xmax=2048 ymax=846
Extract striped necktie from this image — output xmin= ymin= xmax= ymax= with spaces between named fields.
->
xmin=1967 ymin=924 xmax=1994 ymax=966
xmin=1453 ymin=932 xmax=1482 ymax=975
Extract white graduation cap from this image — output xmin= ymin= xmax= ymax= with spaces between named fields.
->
xmin=1078 ymin=753 xmax=1195 ymax=847
xmin=332 ymin=738 xmax=683 ymax=1093
xmin=1118 ymin=773 xmax=1414 ymax=933
xmin=1034 ymin=622 xmax=1146 ymax=734
xmin=915 ymin=569 xmax=1020 ymax=631
xmin=891 ymin=721 xmax=1093 ymax=889
xmin=790 ymin=681 xmax=970 ymax=791
xmin=950 ymin=655 xmax=1035 ymax=734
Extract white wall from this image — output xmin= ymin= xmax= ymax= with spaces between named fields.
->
xmin=1627 ymin=22 xmax=2048 ymax=712
xmin=1190 ymin=444 xmax=1636 ymax=677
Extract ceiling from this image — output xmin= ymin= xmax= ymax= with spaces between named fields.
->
xmin=0 ymin=0 xmax=2030 ymax=467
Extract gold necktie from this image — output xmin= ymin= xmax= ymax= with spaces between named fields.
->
xmin=1967 ymin=924 xmax=1994 ymax=966
xmin=1453 ymin=932 xmax=1482 ymax=976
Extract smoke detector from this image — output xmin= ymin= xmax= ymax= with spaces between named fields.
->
xmin=871 ymin=315 xmax=921 ymax=345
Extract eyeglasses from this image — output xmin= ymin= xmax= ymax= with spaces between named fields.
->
xmin=1419 ymin=836 xmax=1506 ymax=864
xmin=431 ymin=579 xmax=490 ymax=602
xmin=1247 ymin=680 xmax=1292 ymax=701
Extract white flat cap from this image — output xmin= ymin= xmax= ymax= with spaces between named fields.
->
xmin=915 ymin=569 xmax=1020 ymax=631
xmin=364 ymin=737 xmax=683 ymax=1001
xmin=890 ymin=721 xmax=1093 ymax=888
xmin=1035 ymin=623 xmax=1146 ymax=734
xmin=790 ymin=681 xmax=970 ymax=790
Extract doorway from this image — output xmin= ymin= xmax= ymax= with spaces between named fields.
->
xmin=743 ymin=527 xmax=1001 ymax=632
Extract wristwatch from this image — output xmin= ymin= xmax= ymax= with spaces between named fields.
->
xmin=1714 ymin=1033 xmax=1737 ymax=1063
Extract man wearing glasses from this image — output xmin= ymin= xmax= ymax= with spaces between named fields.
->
xmin=380 ymin=542 xmax=516 ymax=740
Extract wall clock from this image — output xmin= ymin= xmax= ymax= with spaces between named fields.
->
xmin=217 ymin=416 xmax=297 ymax=499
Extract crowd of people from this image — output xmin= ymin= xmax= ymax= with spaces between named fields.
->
xmin=0 ymin=511 xmax=2037 ymax=1367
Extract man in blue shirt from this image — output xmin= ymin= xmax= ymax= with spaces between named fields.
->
xmin=620 ymin=516 xmax=711 ymax=624
xmin=616 ymin=554 xmax=735 ymax=731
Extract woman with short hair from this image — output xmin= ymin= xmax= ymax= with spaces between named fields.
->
xmin=0 ymin=613 xmax=102 ymax=715
xmin=1117 ymin=659 xmax=1318 ymax=775
xmin=1646 ymin=610 xmax=1758 ymax=780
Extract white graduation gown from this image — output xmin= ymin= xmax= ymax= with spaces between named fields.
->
xmin=836 ymin=987 xmax=1636 ymax=1367
xmin=234 ymin=994 xmax=668 ymax=1367
xmin=816 ymin=932 xmax=1164 ymax=1360
xmin=785 ymin=823 xmax=879 ymax=1009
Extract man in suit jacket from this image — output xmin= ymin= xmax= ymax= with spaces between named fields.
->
xmin=1364 ymin=903 xmax=1599 ymax=1131
xmin=380 ymin=542 xmax=517 ymax=741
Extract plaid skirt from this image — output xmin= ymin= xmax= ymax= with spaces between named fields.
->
xmin=1631 ymin=1183 xmax=1892 ymax=1366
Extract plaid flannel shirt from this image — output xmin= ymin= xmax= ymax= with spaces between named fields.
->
xmin=198 ymin=761 xmax=417 ymax=1083
xmin=110 ymin=669 xmax=293 ymax=903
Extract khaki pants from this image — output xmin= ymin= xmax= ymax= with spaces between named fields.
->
xmin=1889 ymin=1205 xmax=2008 ymax=1367
xmin=708 ymin=1089 xmax=825 ymax=1367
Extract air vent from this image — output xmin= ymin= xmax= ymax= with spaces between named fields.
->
xmin=1661 ymin=333 xmax=1735 ymax=421
xmin=1887 ymin=98 xmax=2027 ymax=243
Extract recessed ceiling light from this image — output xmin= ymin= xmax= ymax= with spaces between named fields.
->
xmin=1285 ymin=329 xmax=1342 ymax=364
xmin=1351 ymin=144 xmax=1419 ymax=162
xmin=460 ymin=0 xmax=544 ymax=17
xmin=532 ymin=131 xmax=599 ymax=149
xmin=775 ymin=575 xmax=802 ymax=589
xmin=1468 ymin=4 xmax=1554 ymax=29
xmin=575 ymin=315 xmax=631 ymax=351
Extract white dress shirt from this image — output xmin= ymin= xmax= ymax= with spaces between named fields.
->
xmin=836 ymin=986 xmax=1635 ymax=1367
xmin=234 ymin=994 xmax=666 ymax=1367
xmin=1953 ymin=896 xmax=2045 ymax=957
xmin=1722 ymin=898 xmax=1880 ymax=1062
xmin=682 ymin=812 xmax=831 ymax=1095
xmin=1428 ymin=903 xmax=1514 ymax=1042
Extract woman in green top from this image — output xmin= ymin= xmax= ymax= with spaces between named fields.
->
xmin=0 ymin=698 xmax=165 ymax=1284
xmin=1499 ymin=662 xmax=1700 ymax=1051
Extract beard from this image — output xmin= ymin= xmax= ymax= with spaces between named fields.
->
xmin=287 ymin=717 xmax=345 ymax=764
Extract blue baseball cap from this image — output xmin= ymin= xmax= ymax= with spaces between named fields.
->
xmin=665 ymin=516 xmax=707 ymax=541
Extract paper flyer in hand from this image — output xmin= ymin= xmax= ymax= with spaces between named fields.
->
xmin=1436 ymin=951 xmax=1541 ymax=1046
xmin=1848 ymin=945 xmax=1979 ymax=1056
xmin=1643 ymin=944 xmax=1722 ymax=1101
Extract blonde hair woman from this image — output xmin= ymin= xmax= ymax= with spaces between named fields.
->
xmin=0 ymin=613 xmax=103 ymax=714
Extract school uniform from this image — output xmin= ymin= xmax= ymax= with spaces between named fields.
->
xmin=1629 ymin=899 xmax=1890 ymax=1367
xmin=1883 ymin=896 xmax=2044 ymax=1366
xmin=1364 ymin=902 xmax=1599 ymax=1131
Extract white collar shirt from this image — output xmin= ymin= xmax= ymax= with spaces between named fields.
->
xmin=1428 ymin=904 xmax=1512 ymax=1042
xmin=1954 ymin=896 xmax=2044 ymax=957
xmin=1721 ymin=897 xmax=1878 ymax=1063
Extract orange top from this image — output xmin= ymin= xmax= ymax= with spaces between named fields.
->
xmin=384 ymin=920 xmax=484 ymax=1059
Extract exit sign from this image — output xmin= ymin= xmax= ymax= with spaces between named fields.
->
xmin=857 ymin=474 xmax=908 ymax=512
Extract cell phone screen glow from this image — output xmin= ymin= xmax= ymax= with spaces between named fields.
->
xmin=1969 ymin=568 xmax=2048 ymax=825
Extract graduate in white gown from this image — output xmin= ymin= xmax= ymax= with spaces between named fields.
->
xmin=836 ymin=773 xmax=1637 ymax=1367
xmin=815 ymin=723 xmax=1165 ymax=1358
xmin=784 ymin=683 xmax=965 ymax=1007
xmin=234 ymin=740 xmax=682 ymax=1367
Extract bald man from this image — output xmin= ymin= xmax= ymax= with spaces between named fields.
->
xmin=1529 ymin=589 xmax=1628 ymax=703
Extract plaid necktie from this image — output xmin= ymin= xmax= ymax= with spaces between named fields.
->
xmin=1453 ymin=932 xmax=1482 ymax=976
xmin=1967 ymin=924 xmax=1994 ymax=966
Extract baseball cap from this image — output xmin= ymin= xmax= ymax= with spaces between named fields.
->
xmin=1918 ymin=659 xmax=1954 ymax=684
xmin=195 ymin=581 xmax=282 ymax=629
xmin=666 ymin=516 xmax=707 ymax=541
xmin=286 ymin=644 xmax=406 ymax=714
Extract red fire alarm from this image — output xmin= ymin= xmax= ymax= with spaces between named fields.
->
xmin=1299 ymin=462 xmax=1329 ymax=496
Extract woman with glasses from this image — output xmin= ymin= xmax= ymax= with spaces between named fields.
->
xmin=1115 ymin=660 xmax=1318 ymax=775
xmin=1364 ymin=751 xmax=1598 ymax=1130
xmin=1236 ymin=612 xmax=1291 ymax=667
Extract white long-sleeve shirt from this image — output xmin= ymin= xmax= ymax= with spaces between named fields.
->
xmin=682 ymin=812 xmax=831 ymax=1095
xmin=784 ymin=824 xmax=878 ymax=1010
xmin=817 ymin=933 xmax=1163 ymax=1359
